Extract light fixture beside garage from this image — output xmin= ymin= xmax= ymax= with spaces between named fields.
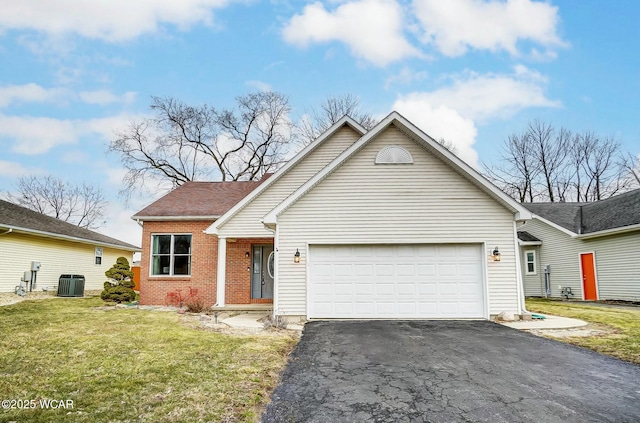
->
xmin=492 ymin=247 xmax=501 ymax=262
xmin=294 ymin=249 xmax=301 ymax=263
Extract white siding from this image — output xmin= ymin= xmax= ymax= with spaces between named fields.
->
xmin=275 ymin=125 xmax=520 ymax=317
xmin=0 ymin=232 xmax=134 ymax=292
xmin=518 ymin=219 xmax=583 ymax=298
xmin=585 ymin=232 xmax=640 ymax=301
xmin=520 ymin=219 xmax=640 ymax=301
xmin=520 ymin=246 xmax=543 ymax=296
xmin=218 ymin=126 xmax=361 ymax=237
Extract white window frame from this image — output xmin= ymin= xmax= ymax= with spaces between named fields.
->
xmin=525 ymin=250 xmax=537 ymax=275
xmin=150 ymin=233 xmax=192 ymax=277
xmin=95 ymin=247 xmax=103 ymax=265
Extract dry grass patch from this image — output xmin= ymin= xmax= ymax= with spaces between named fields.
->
xmin=526 ymin=298 xmax=640 ymax=365
xmin=0 ymin=297 xmax=298 ymax=423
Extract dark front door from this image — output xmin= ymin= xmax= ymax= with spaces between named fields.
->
xmin=251 ymin=245 xmax=274 ymax=299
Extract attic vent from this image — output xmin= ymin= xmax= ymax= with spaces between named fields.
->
xmin=375 ymin=145 xmax=413 ymax=164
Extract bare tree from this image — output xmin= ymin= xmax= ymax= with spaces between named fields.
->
xmin=298 ymin=94 xmax=377 ymax=145
xmin=484 ymin=131 xmax=541 ymax=202
xmin=110 ymin=92 xmax=294 ymax=197
xmin=620 ymin=152 xmax=640 ymax=185
xmin=436 ymin=138 xmax=459 ymax=155
xmin=484 ymin=121 xmax=635 ymax=203
xmin=578 ymin=133 xmax=627 ymax=201
xmin=527 ymin=120 xmax=570 ymax=202
xmin=6 ymin=176 xmax=107 ymax=229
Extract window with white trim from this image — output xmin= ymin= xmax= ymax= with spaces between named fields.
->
xmin=95 ymin=247 xmax=103 ymax=265
xmin=151 ymin=234 xmax=192 ymax=276
xmin=525 ymin=250 xmax=536 ymax=275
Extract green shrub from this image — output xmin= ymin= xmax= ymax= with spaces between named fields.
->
xmin=101 ymin=257 xmax=136 ymax=303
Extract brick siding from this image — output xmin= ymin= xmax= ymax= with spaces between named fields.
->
xmin=139 ymin=221 xmax=273 ymax=306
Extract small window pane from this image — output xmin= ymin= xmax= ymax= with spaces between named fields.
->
xmin=173 ymin=235 xmax=192 ymax=254
xmin=95 ymin=257 xmax=102 ymax=265
xmin=526 ymin=252 xmax=534 ymax=262
xmin=153 ymin=235 xmax=171 ymax=254
xmin=173 ymin=255 xmax=191 ymax=275
xmin=153 ymin=255 xmax=171 ymax=275
xmin=527 ymin=262 xmax=535 ymax=273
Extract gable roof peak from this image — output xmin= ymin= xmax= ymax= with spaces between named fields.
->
xmin=263 ymin=110 xmax=532 ymax=224
xmin=204 ymin=115 xmax=367 ymax=233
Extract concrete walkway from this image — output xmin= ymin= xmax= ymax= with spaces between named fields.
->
xmin=220 ymin=312 xmax=305 ymax=331
xmin=221 ymin=312 xmax=266 ymax=329
xmin=500 ymin=314 xmax=587 ymax=330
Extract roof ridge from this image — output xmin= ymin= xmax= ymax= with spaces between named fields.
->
xmin=0 ymin=199 xmax=139 ymax=249
xmin=582 ymin=187 xmax=640 ymax=209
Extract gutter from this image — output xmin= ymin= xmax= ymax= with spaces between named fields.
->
xmin=131 ymin=215 xmax=220 ymax=221
xmin=574 ymin=223 xmax=640 ymax=239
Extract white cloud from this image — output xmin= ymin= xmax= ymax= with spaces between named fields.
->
xmin=79 ymin=90 xmax=137 ymax=105
xmin=97 ymin=206 xmax=143 ymax=249
xmin=402 ymin=66 xmax=560 ymax=123
xmin=0 ymin=84 xmax=138 ymax=108
xmin=393 ymin=66 xmax=560 ymax=167
xmin=0 ymin=160 xmax=32 ymax=177
xmin=0 ymin=113 xmax=143 ymax=155
xmin=0 ymin=83 xmax=68 ymax=107
xmin=0 ymin=115 xmax=77 ymax=154
xmin=384 ymin=67 xmax=429 ymax=89
xmin=282 ymin=0 xmax=421 ymax=66
xmin=0 ymin=0 xmax=231 ymax=42
xmin=60 ymin=151 xmax=90 ymax=164
xmin=393 ymin=100 xmax=479 ymax=166
xmin=245 ymin=80 xmax=272 ymax=92
xmin=412 ymin=0 xmax=566 ymax=57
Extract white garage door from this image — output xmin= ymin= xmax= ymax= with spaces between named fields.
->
xmin=308 ymin=244 xmax=485 ymax=319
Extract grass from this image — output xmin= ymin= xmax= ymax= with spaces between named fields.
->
xmin=526 ymin=298 xmax=640 ymax=365
xmin=0 ymin=297 xmax=298 ymax=423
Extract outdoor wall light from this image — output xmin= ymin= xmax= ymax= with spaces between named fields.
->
xmin=294 ymin=249 xmax=301 ymax=263
xmin=245 ymin=251 xmax=250 ymax=258
xmin=492 ymin=247 xmax=501 ymax=262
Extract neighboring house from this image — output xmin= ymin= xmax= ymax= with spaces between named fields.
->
xmin=0 ymin=199 xmax=140 ymax=293
xmin=133 ymin=112 xmax=533 ymax=321
xmin=518 ymin=189 xmax=640 ymax=301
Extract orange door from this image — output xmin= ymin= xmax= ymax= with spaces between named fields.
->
xmin=132 ymin=266 xmax=141 ymax=291
xmin=580 ymin=253 xmax=597 ymax=300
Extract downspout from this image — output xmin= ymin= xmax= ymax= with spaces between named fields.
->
xmin=513 ymin=221 xmax=529 ymax=315
xmin=134 ymin=219 xmax=143 ymax=227
xmin=261 ymin=221 xmax=277 ymax=318
xmin=0 ymin=228 xmax=13 ymax=236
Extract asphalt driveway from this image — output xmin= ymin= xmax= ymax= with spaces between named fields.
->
xmin=262 ymin=320 xmax=640 ymax=423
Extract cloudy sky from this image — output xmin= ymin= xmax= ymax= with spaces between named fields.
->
xmin=0 ymin=0 xmax=638 ymax=246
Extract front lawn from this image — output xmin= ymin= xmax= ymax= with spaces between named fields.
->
xmin=526 ymin=298 xmax=640 ymax=365
xmin=0 ymin=298 xmax=298 ymax=423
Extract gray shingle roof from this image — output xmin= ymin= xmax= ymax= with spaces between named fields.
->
xmin=581 ymin=189 xmax=640 ymax=232
xmin=0 ymin=199 xmax=140 ymax=250
xmin=523 ymin=188 xmax=640 ymax=234
xmin=517 ymin=231 xmax=541 ymax=242
xmin=522 ymin=203 xmax=586 ymax=232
